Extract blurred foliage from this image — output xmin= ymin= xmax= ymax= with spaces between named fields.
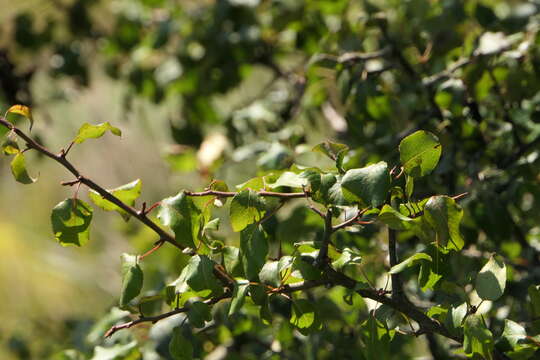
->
xmin=2 ymin=0 xmax=540 ymax=359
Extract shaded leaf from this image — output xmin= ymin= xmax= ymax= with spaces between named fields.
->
xmin=399 ymin=130 xmax=441 ymax=178
xmin=73 ymin=122 xmax=122 ymax=144
xmin=476 ymin=255 xmax=506 ymax=301
xmin=240 ymin=224 xmax=268 ymax=281
xmin=229 ymin=282 xmax=249 ymax=315
xmin=389 ymin=253 xmax=432 ymax=274
xmin=290 ymin=299 xmax=317 ymax=330
xmin=312 ymin=141 xmax=348 ymax=172
xmin=51 ymin=199 xmax=93 ymax=247
xmin=187 ymin=301 xmax=211 ymax=328
xmin=119 ymin=254 xmax=143 ymax=308
xmin=169 ymin=327 xmax=193 ymax=360
xmin=463 ymin=314 xmax=494 ymax=359
xmin=423 ymin=196 xmax=464 ymax=250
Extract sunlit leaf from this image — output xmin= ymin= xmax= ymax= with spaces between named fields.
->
xmin=51 ymin=199 xmax=93 ymax=247
xmin=5 ymin=104 xmax=33 ymax=130
xmin=230 ymin=189 xmax=266 ymax=232
xmin=399 ymin=131 xmax=441 ymax=178
xmin=332 ymin=248 xmax=362 ymax=271
xmin=312 ymin=141 xmax=349 ymax=172
xmin=341 ymin=161 xmax=390 ymax=207
xmin=476 ymin=255 xmax=506 ymax=301
xmin=73 ymin=122 xmax=122 ymax=144
xmin=229 ymin=282 xmax=249 ymax=315
xmin=88 ymin=179 xmax=141 ymax=219
xmin=10 ymin=152 xmax=36 ymax=184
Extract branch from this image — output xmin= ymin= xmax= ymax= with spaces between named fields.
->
xmin=315 ymin=208 xmax=333 ymax=266
xmin=0 ymin=117 xmax=234 ymax=288
xmin=184 ymin=189 xmax=306 ymax=199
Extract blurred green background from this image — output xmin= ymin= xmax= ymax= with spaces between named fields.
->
xmin=2 ymin=0 xmax=540 ymax=358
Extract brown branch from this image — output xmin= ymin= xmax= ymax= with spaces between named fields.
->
xmin=332 ymin=208 xmax=369 ymax=232
xmin=0 ymin=117 xmax=234 ymax=288
xmin=184 ymin=189 xmax=306 ymax=199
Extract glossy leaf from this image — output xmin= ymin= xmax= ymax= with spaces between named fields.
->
xmin=378 ymin=205 xmax=414 ymax=230
xmin=476 ymin=255 xmax=506 ymax=301
xmin=312 ymin=141 xmax=348 ymax=172
xmin=341 ymin=162 xmax=390 ymax=207
xmin=332 ymin=248 xmax=362 ymax=271
xmin=158 ymin=191 xmax=204 ymax=248
xmin=399 ymin=130 xmax=441 ymax=178
xmin=269 ymin=171 xmax=308 ymax=189
xmin=51 ymin=199 xmax=93 ymax=247
xmin=5 ymin=104 xmax=33 ymax=130
xmin=119 ymin=254 xmax=143 ymax=308
xmin=73 ymin=122 xmax=122 ymax=144
xmin=169 ymin=327 xmax=193 ymax=360
xmin=2 ymin=137 xmax=19 ymax=155
xmin=259 ymin=261 xmax=280 ymax=287
xmin=389 ymin=253 xmax=432 ymax=274
xmin=230 ymin=189 xmax=266 ymax=232
xmin=240 ymin=224 xmax=268 ymax=281
xmin=498 ymin=320 xmax=527 ymax=350
xmin=222 ymin=246 xmax=243 ymax=277
xmin=10 ymin=152 xmax=36 ymax=184
xmin=423 ymin=196 xmax=464 ymax=250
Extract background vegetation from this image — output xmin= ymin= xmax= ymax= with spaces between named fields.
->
xmin=1 ymin=0 xmax=540 ymax=359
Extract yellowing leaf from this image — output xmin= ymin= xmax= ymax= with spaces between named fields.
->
xmin=5 ymin=104 xmax=33 ymax=130
xmin=10 ymin=152 xmax=36 ymax=184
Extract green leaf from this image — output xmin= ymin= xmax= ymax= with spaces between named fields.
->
xmin=445 ymin=302 xmax=467 ymax=335
xmin=361 ymin=315 xmax=394 ymax=360
xmin=229 ymin=282 xmax=249 ymax=315
xmin=184 ymin=255 xmax=223 ymax=298
xmin=10 ymin=152 xmax=36 ymax=184
xmin=269 ymin=171 xmax=308 ymax=189
xmin=290 ymin=299 xmax=317 ymax=330
xmin=5 ymin=104 xmax=33 ymax=131
xmin=405 ymin=175 xmax=414 ymax=198
xmin=341 ymin=161 xmax=390 ymax=207
xmin=476 ymin=255 xmax=506 ymax=301
xmin=312 ymin=141 xmax=349 ymax=172
xmin=463 ymin=315 xmax=494 ymax=359
xmin=498 ymin=320 xmax=527 ymax=351
xmin=240 ymin=224 xmax=268 ymax=281
xmin=2 ymin=137 xmax=19 ymax=155
xmin=399 ymin=130 xmax=442 ymax=178
xmin=222 ymin=246 xmax=243 ymax=277
xmin=187 ymin=301 xmax=211 ymax=328
xmin=73 ymin=122 xmax=122 ymax=144
xmin=378 ymin=205 xmax=414 ymax=230
xmin=389 ymin=253 xmax=432 ymax=274
xmin=259 ymin=261 xmax=280 ymax=287
xmin=51 ymin=199 xmax=93 ymax=247
xmin=91 ymin=341 xmax=138 ymax=360
xmin=423 ymin=196 xmax=464 ymax=250
xmin=88 ymin=179 xmax=141 ymax=219
xmin=169 ymin=327 xmax=193 ymax=360
xmin=119 ymin=254 xmax=143 ymax=308
xmin=158 ymin=192 xmax=204 ymax=248
xmin=332 ymin=248 xmax=362 ymax=271
xmin=230 ymin=189 xmax=266 ymax=232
